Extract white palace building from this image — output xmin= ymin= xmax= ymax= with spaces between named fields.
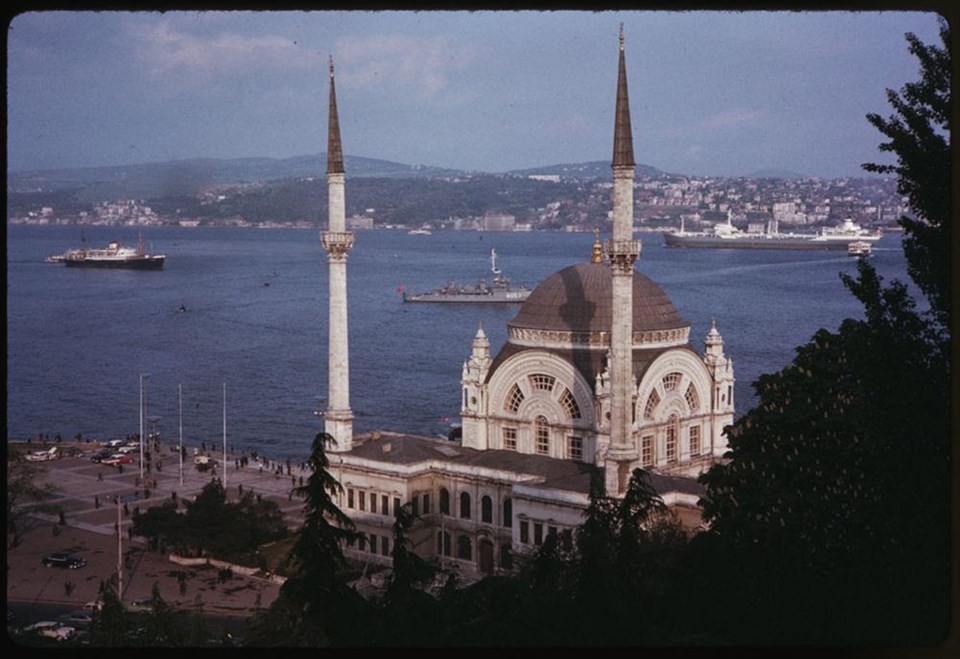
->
xmin=319 ymin=31 xmax=735 ymax=578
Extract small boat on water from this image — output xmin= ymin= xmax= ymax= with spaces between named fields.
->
xmin=407 ymin=228 xmax=432 ymax=235
xmin=47 ymin=234 xmax=165 ymax=270
xmin=847 ymin=240 xmax=873 ymax=257
xmin=403 ymin=248 xmax=531 ymax=304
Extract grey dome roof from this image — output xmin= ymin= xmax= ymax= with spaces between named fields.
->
xmin=508 ymin=261 xmax=688 ymax=334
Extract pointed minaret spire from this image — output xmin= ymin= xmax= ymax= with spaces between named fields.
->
xmin=327 ymin=55 xmax=344 ymax=175
xmin=612 ymin=23 xmax=635 ymax=169
xmin=604 ymin=24 xmax=641 ymax=497
xmin=321 ymin=54 xmax=354 ymax=451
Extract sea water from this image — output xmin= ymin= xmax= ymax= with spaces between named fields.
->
xmin=6 ymin=225 xmax=909 ymax=463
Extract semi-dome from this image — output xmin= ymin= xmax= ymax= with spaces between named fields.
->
xmin=509 ymin=261 xmax=688 ymax=335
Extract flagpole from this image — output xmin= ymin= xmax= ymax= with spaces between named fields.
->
xmin=178 ymin=384 xmax=183 ymax=487
xmin=222 ymin=382 xmax=227 ymax=490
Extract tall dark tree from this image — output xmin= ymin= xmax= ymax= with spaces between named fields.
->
xmin=245 ymin=432 xmax=366 ymax=646
xmin=863 ymin=17 xmax=951 ymax=329
xmin=699 ymin=23 xmax=951 ymax=645
xmin=370 ymin=501 xmax=440 ymax=645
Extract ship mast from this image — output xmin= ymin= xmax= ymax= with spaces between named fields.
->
xmin=490 ymin=248 xmax=501 ymax=275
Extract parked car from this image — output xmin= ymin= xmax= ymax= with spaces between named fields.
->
xmin=89 ymin=448 xmax=114 ymax=463
xmin=41 ymin=552 xmax=87 ymax=569
xmin=102 ymin=453 xmax=135 ymax=466
xmin=82 ymin=599 xmax=104 ymax=612
xmin=116 ymin=445 xmax=138 ymax=454
xmin=56 ymin=611 xmax=93 ymax=628
xmin=25 ymin=447 xmax=59 ymax=462
xmin=21 ymin=621 xmax=76 ymax=641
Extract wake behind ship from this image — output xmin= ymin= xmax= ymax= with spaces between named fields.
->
xmin=47 ymin=235 xmax=165 ymax=270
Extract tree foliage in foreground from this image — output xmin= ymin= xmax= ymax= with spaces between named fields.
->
xmin=863 ymin=17 xmax=951 ymax=329
xmin=699 ymin=21 xmax=951 ymax=645
xmin=244 ymin=432 xmax=368 ymax=646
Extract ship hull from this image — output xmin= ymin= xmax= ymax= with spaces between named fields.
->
xmin=64 ymin=257 xmax=165 ymax=270
xmin=403 ymin=292 xmax=529 ymax=303
xmin=663 ymin=233 xmax=877 ymax=251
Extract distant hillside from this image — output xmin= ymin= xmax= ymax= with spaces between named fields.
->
xmin=6 ymin=155 xmax=470 ymax=201
xmin=747 ymin=168 xmax=807 ymax=180
xmin=507 ymin=160 xmax=666 ymax=180
xmin=7 ymin=155 xmax=674 ymax=202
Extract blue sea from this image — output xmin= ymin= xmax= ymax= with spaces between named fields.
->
xmin=5 ymin=225 xmax=910 ymax=464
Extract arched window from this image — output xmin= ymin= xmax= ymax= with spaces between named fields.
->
xmin=535 ymin=416 xmax=550 ymax=455
xmin=439 ymin=488 xmax=450 ymax=515
xmin=662 ymin=372 xmax=682 ymax=391
xmin=505 ymin=384 xmax=525 ymax=413
xmin=685 ymin=383 xmax=700 ymax=411
xmin=559 ymin=387 xmax=581 ymax=419
xmin=457 ymin=535 xmax=472 ymax=561
xmin=644 ymin=389 xmax=660 ymax=420
xmin=437 ymin=531 xmax=451 ymax=556
xmin=502 ymin=498 xmax=512 ymax=528
xmin=481 ymin=495 xmax=493 ymax=523
xmin=460 ymin=491 xmax=471 ymax=519
xmin=529 ymin=373 xmax=556 ymax=392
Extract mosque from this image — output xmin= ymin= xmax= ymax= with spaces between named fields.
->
xmin=319 ymin=30 xmax=735 ymax=578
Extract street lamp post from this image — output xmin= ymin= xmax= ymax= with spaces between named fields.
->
xmin=222 ymin=382 xmax=227 ymax=490
xmin=178 ymin=384 xmax=183 ymax=487
xmin=116 ymin=495 xmax=123 ymax=601
xmin=139 ymin=373 xmax=150 ymax=483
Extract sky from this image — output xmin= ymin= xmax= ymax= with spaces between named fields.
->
xmin=6 ymin=9 xmax=945 ymax=178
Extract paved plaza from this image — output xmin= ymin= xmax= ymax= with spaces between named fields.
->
xmin=7 ymin=439 xmax=314 ymax=619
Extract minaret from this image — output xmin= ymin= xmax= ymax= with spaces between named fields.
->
xmin=460 ymin=323 xmax=492 ymax=450
xmin=321 ymin=56 xmax=355 ymax=451
xmin=604 ymin=25 xmax=642 ymax=496
xmin=703 ymin=319 xmax=735 ymax=457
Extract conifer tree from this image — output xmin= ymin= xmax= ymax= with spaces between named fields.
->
xmin=245 ymin=432 xmax=366 ymax=646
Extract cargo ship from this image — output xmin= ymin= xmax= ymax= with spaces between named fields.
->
xmin=663 ymin=214 xmax=882 ymax=251
xmin=47 ymin=234 xmax=165 ymax=270
xmin=402 ymin=248 xmax=531 ymax=303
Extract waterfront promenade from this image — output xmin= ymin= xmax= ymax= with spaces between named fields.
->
xmin=7 ymin=439 xmax=313 ymax=621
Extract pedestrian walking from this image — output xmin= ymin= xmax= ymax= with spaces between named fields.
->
xmin=94 ymin=495 xmax=100 ymax=509
xmin=97 ymin=471 xmax=103 ymax=482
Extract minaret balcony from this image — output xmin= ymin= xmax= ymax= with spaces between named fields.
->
xmin=603 ymin=239 xmax=640 ymax=272
xmin=321 ymin=231 xmax=355 ymax=256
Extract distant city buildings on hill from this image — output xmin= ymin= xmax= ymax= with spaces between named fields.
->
xmin=7 ymin=172 xmax=906 ymax=232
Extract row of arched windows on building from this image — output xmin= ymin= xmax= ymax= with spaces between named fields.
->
xmin=436 ymin=487 xmax=512 ymax=527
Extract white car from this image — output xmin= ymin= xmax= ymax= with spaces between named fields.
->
xmin=22 ymin=620 xmax=76 ymax=641
xmin=24 ymin=447 xmax=59 ymax=462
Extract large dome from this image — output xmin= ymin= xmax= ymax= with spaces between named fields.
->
xmin=509 ymin=261 xmax=688 ymax=335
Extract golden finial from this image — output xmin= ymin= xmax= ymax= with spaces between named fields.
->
xmin=591 ymin=229 xmax=603 ymax=263
xmin=619 ymin=23 xmax=624 ymax=51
